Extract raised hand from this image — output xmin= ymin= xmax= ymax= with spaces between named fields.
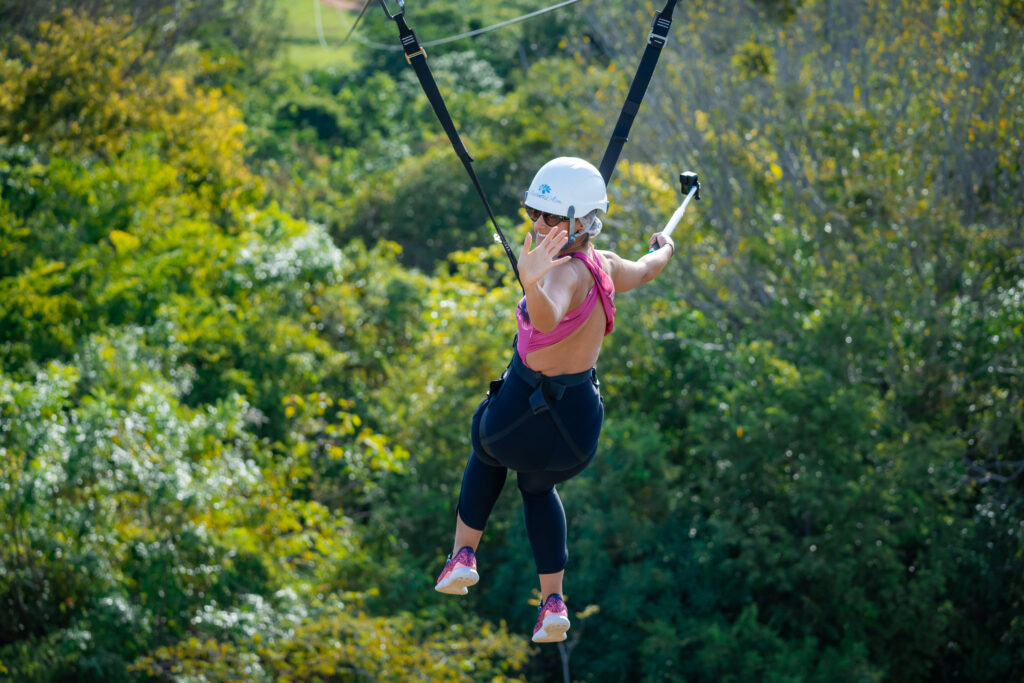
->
xmin=518 ymin=229 xmax=571 ymax=289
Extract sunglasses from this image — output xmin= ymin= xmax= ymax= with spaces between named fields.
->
xmin=524 ymin=205 xmax=569 ymax=227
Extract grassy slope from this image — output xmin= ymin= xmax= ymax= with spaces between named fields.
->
xmin=278 ymin=0 xmax=359 ymax=70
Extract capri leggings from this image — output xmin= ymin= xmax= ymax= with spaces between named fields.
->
xmin=457 ymin=349 xmax=603 ymax=574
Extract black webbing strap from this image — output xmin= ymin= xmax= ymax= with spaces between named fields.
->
xmin=379 ymin=1 xmax=523 ymax=291
xmin=597 ymin=0 xmax=679 ymax=185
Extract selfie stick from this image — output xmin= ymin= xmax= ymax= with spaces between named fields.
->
xmin=650 ymin=171 xmax=700 ymax=251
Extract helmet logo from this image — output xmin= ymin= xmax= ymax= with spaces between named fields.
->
xmin=538 ymin=184 xmax=552 ymax=195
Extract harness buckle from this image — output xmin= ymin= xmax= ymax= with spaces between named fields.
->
xmin=529 ymin=386 xmax=549 ymax=415
xmin=647 ymin=32 xmax=667 ymax=48
xmin=405 ymin=46 xmax=426 ymax=64
xmin=647 ymin=10 xmax=669 ymax=48
xmin=528 ymin=381 xmax=569 ymax=415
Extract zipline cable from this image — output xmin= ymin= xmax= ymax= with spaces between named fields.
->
xmin=337 ymin=0 xmax=374 ymax=50
xmin=346 ymin=0 xmax=583 ymax=51
xmin=316 ymin=0 xmax=375 ymax=52
xmin=314 ymin=0 xmax=329 ymax=49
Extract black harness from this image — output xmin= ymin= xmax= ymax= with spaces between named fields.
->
xmin=377 ymin=0 xmax=523 ymax=290
xmin=598 ymin=0 xmax=680 ymax=184
xmin=474 ymin=349 xmax=598 ymax=466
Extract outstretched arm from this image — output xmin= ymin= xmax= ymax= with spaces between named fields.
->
xmin=597 ymin=233 xmax=675 ymax=293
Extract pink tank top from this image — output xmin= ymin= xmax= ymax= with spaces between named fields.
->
xmin=516 ymin=246 xmax=615 ymax=366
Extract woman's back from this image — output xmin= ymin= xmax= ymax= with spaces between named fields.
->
xmin=521 ymin=251 xmax=613 ymax=375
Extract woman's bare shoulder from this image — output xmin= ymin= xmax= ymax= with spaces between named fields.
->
xmin=594 ymin=248 xmax=622 ymax=275
xmin=568 ymin=254 xmax=594 ymax=289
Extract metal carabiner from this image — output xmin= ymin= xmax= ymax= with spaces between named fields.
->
xmin=378 ymin=0 xmax=405 ymax=20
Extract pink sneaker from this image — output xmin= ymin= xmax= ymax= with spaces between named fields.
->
xmin=532 ymin=593 xmax=570 ymax=643
xmin=434 ymin=546 xmax=479 ymax=595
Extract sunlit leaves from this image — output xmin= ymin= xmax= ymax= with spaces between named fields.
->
xmin=0 ymin=11 xmax=259 ymax=217
xmin=130 ymin=603 xmax=528 ymax=682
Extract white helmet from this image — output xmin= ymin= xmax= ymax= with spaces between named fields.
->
xmin=524 ymin=157 xmax=609 ymax=218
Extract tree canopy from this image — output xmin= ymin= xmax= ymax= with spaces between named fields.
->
xmin=1 ymin=1 xmax=1021 ymax=681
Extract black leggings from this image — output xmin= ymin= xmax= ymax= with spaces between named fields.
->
xmin=457 ymin=351 xmax=603 ymax=574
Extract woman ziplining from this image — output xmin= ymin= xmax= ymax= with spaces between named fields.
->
xmin=433 ymin=157 xmax=677 ymax=643
xmin=370 ymin=0 xmax=694 ymax=643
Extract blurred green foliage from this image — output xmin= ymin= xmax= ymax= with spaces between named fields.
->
xmin=1 ymin=1 xmax=1022 ymax=681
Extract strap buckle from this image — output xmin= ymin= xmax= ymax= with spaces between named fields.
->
xmin=647 ymin=32 xmax=667 ymax=47
xmin=529 ymin=386 xmax=549 ymax=415
xmin=647 ymin=9 xmax=670 ymax=47
xmin=405 ymin=46 xmax=426 ymax=64
xmin=528 ymin=381 xmax=568 ymax=415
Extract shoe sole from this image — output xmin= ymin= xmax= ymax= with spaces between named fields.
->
xmin=532 ymin=614 xmax=570 ymax=643
xmin=434 ymin=567 xmax=480 ymax=595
